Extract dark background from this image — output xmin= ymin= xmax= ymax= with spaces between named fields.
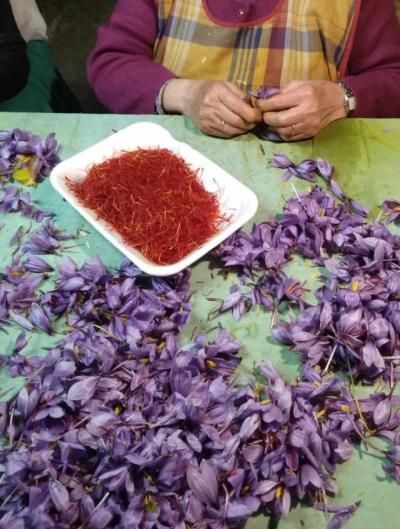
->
xmin=37 ymin=0 xmax=115 ymax=113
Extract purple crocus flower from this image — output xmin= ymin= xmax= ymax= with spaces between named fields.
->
xmin=29 ymin=302 xmax=53 ymax=333
xmin=349 ymin=199 xmax=369 ymax=218
xmin=270 ymin=154 xmax=317 ymax=182
xmin=247 ymin=85 xmax=280 ymax=100
xmin=23 ymin=255 xmax=54 ymax=273
xmin=218 ymin=285 xmax=249 ymax=321
xmin=270 ymin=153 xmax=293 ymax=169
xmin=316 ymin=158 xmax=334 ymax=181
xmin=1 ymin=129 xmax=400 ymax=529
xmin=186 ymin=461 xmax=219 ymax=507
xmin=0 ymin=128 xmax=60 ymax=183
xmin=381 ymin=199 xmax=400 ymax=224
xmin=314 ymin=501 xmax=361 ymax=529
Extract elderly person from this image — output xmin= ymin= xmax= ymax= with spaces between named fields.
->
xmin=88 ymin=0 xmax=400 ymax=140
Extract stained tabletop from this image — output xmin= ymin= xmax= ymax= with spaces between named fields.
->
xmin=1 ymin=113 xmax=400 ymax=529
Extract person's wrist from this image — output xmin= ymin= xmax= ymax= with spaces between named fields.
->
xmin=162 ymin=79 xmax=194 ymax=114
xmin=324 ymin=81 xmax=347 ymax=121
xmin=155 ymin=80 xmax=173 ymax=114
xmin=336 ymin=81 xmax=356 ymax=117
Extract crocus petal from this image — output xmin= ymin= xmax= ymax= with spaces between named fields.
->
xmin=227 ymin=497 xmax=261 ymax=519
xmin=49 ymin=480 xmax=69 ymax=512
xmin=186 ymin=461 xmax=219 ymax=507
xmin=316 ymin=158 xmax=334 ymax=180
xmin=67 ymin=376 xmax=99 ymax=403
xmin=373 ymin=399 xmax=391 ymax=426
xmin=13 ymin=331 xmax=28 ymax=353
xmin=301 ymin=464 xmax=322 ymax=488
xmin=88 ymin=507 xmax=113 ymax=529
xmin=271 ymin=153 xmax=293 ymax=169
xmin=349 ymin=199 xmax=369 ymax=218
xmin=29 ymin=302 xmax=52 ymax=333
xmin=24 ymin=255 xmax=54 ymax=273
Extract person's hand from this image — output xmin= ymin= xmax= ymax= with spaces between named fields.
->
xmin=257 ymin=80 xmax=347 ymax=141
xmin=162 ymin=79 xmax=262 ymax=138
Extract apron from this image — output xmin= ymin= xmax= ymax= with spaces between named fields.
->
xmin=153 ymin=0 xmax=359 ymax=91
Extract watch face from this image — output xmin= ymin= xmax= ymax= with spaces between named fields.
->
xmin=348 ymin=96 xmax=356 ymax=112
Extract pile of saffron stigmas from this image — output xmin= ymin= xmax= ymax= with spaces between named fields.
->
xmin=67 ymin=148 xmax=225 ymax=265
xmin=0 ymin=129 xmax=399 ymax=529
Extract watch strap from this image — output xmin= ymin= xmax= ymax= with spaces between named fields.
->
xmin=336 ymin=81 xmax=356 ymax=117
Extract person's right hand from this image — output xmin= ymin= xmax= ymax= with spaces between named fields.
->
xmin=162 ymin=79 xmax=262 ymax=138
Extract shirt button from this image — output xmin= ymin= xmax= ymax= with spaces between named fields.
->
xmin=237 ymin=8 xmax=246 ymax=18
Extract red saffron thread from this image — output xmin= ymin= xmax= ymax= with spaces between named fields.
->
xmin=67 ymin=148 xmax=226 ymax=265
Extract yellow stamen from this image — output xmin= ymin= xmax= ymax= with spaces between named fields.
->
xmin=254 ymin=384 xmax=264 ymax=397
xmin=139 ymin=358 xmax=149 ymax=365
xmin=114 ymin=404 xmax=123 ymax=415
xmin=275 ymin=486 xmax=284 ymax=500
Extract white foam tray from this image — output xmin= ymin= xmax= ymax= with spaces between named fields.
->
xmin=50 ymin=122 xmax=258 ymax=276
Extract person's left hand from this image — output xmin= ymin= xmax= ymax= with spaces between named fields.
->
xmin=257 ymin=80 xmax=347 ymax=141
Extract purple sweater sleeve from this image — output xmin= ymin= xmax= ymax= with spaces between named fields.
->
xmin=88 ymin=0 xmax=400 ymax=117
xmin=87 ymin=0 xmax=174 ymax=114
xmin=343 ymin=0 xmax=400 ymax=117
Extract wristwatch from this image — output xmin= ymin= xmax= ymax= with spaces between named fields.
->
xmin=336 ymin=81 xmax=356 ymax=117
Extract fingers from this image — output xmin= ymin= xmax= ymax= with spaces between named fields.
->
xmin=217 ymin=85 xmax=262 ymax=127
xmin=263 ymin=80 xmax=346 ymax=140
xmin=208 ymin=119 xmax=249 ymax=138
xmin=263 ymin=107 xmax=301 ymax=129
xmin=224 ymin=82 xmax=248 ymax=99
xmin=220 ymin=100 xmax=259 ymax=132
xmin=257 ymin=82 xmax=321 ymax=114
xmin=257 ymin=90 xmax=301 ymax=113
xmin=193 ymin=81 xmax=262 ymax=138
xmin=225 ymin=83 xmax=263 ymax=123
xmin=260 ymin=82 xmax=321 ymax=139
xmin=276 ymin=122 xmax=312 ymax=142
xmin=184 ymin=80 xmax=263 ymax=138
xmin=202 ymin=108 xmax=253 ymax=138
xmin=185 ymin=79 xmax=342 ymax=140
xmin=203 ymin=114 xmax=251 ymax=139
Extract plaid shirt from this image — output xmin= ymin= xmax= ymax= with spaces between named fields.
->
xmin=154 ymin=0 xmax=358 ymax=91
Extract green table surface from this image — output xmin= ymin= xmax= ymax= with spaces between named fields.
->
xmin=1 ymin=113 xmax=400 ymax=529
